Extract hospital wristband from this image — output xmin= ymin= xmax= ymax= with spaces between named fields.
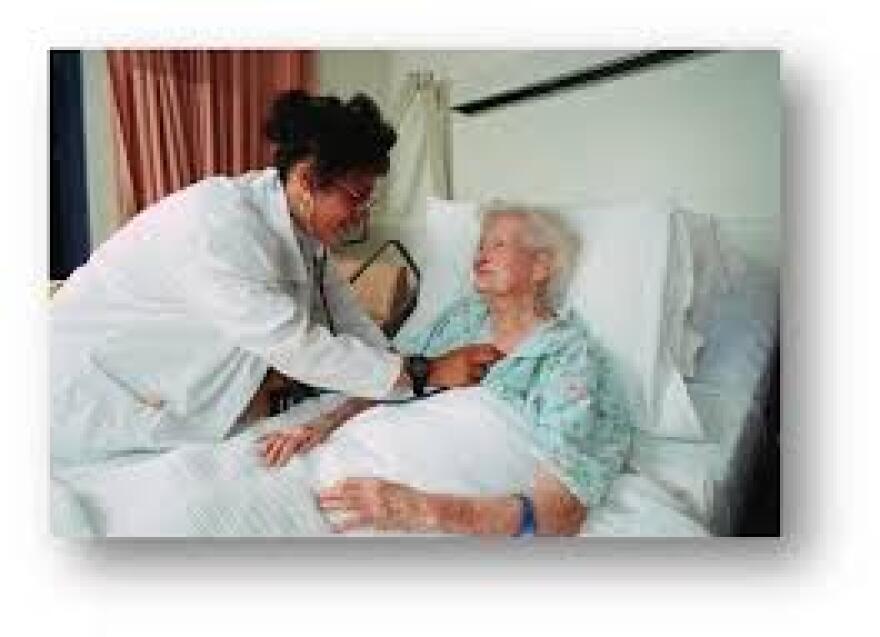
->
xmin=512 ymin=493 xmax=536 ymax=537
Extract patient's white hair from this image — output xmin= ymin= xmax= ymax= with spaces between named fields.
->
xmin=478 ymin=200 xmax=579 ymax=311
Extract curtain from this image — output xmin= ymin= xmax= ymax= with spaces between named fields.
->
xmin=380 ymin=71 xmax=451 ymax=261
xmin=105 ymin=50 xmax=315 ymax=218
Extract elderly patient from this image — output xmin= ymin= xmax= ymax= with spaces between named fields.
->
xmin=258 ymin=205 xmax=634 ymax=535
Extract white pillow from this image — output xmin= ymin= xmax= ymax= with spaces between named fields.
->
xmin=676 ymin=209 xmax=735 ymax=376
xmin=395 ymin=197 xmax=704 ymax=440
xmin=395 ymin=198 xmax=481 ymax=342
xmin=559 ymin=201 xmax=701 ymax=439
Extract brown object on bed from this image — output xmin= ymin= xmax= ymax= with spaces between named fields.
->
xmin=239 ymin=368 xmax=289 ymax=424
xmin=331 ymin=255 xmax=409 ymax=332
xmin=239 ymin=257 xmax=409 ymax=425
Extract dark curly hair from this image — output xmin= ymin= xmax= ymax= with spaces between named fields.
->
xmin=264 ymin=90 xmax=397 ymax=187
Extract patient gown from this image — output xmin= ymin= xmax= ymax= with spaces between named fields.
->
xmin=399 ymin=293 xmax=635 ymax=510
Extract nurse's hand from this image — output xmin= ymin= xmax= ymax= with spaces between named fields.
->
xmin=428 ymin=344 xmax=503 ymax=387
xmin=258 ymin=419 xmax=334 ymax=467
xmin=259 ymin=398 xmax=375 ymax=467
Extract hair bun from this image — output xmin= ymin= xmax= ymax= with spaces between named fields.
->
xmin=264 ymin=89 xmax=396 ymax=185
xmin=346 ymin=93 xmax=380 ymax=119
xmin=264 ymin=90 xmax=315 ymax=144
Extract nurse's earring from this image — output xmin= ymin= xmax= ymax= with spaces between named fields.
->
xmin=301 ymin=194 xmax=315 ymax=232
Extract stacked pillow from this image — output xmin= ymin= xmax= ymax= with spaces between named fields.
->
xmin=676 ymin=210 xmax=736 ymax=376
xmin=395 ymin=196 xmax=730 ymax=441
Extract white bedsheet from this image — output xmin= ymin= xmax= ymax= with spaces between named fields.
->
xmin=585 ymin=473 xmax=708 ymax=537
xmin=52 ymin=388 xmax=543 ymax=536
xmin=52 ymin=386 xmax=712 ymax=537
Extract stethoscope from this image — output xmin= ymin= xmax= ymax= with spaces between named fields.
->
xmin=315 ymin=246 xmax=337 ymax=337
xmin=268 ymin=246 xmax=443 ymax=416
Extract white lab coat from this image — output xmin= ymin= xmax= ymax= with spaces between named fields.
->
xmin=50 ymin=168 xmax=401 ymax=465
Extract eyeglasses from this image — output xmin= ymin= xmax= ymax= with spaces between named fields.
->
xmin=334 ymin=181 xmax=377 ymax=215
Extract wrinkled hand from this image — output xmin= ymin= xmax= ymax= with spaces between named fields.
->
xmin=318 ymin=478 xmax=431 ymax=533
xmin=428 ymin=343 xmax=503 ymax=388
xmin=258 ymin=419 xmax=335 ymax=467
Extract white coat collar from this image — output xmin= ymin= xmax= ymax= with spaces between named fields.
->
xmin=239 ymin=167 xmax=320 ymax=283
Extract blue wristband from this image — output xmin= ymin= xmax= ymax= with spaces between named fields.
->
xmin=513 ymin=494 xmax=536 ymax=537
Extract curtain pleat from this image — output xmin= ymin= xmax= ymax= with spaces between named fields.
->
xmin=383 ymin=73 xmax=451 ymax=260
xmin=196 ymin=51 xmax=214 ymax=180
xmin=106 ymin=49 xmax=314 ymax=217
xmin=230 ymin=52 xmax=244 ymax=175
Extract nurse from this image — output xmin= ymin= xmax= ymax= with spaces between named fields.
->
xmin=50 ymin=90 xmax=501 ymax=466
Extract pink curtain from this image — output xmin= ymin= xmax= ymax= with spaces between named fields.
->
xmin=106 ymin=50 xmax=315 ymax=217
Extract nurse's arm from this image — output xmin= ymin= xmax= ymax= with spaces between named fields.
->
xmin=180 ymin=218 xmax=401 ymax=399
xmin=392 ymin=343 xmax=504 ymax=390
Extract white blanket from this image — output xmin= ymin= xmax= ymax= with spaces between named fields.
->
xmin=52 ymin=388 xmax=542 ymax=537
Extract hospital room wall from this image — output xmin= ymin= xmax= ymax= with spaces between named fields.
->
xmin=317 ymin=50 xmax=639 ymax=253
xmin=318 ymin=50 xmax=782 ymax=268
xmin=77 ymin=50 xmax=781 ymax=266
xmin=448 ymin=50 xmax=781 ymax=268
xmin=317 ymin=50 xmax=394 ymax=112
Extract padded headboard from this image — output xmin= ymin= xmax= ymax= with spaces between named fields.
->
xmin=448 ymin=50 xmax=781 ymax=268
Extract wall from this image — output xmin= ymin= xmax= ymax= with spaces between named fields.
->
xmin=318 ymin=50 xmax=394 ymax=113
xmin=385 ymin=50 xmax=633 ymax=107
xmin=449 ymin=51 xmax=781 ymax=266
xmin=318 ymin=50 xmax=782 ymax=265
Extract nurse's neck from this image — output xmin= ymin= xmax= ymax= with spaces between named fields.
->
xmin=283 ymin=175 xmax=315 ymax=237
xmin=485 ymin=294 xmax=552 ymax=354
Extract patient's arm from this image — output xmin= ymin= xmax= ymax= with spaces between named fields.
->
xmin=530 ymin=467 xmax=587 ymax=535
xmin=259 ymin=397 xmax=374 ymax=467
xmin=317 ymin=466 xmax=586 ymax=536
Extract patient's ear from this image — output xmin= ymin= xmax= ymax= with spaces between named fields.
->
xmin=531 ymin=250 xmax=553 ymax=287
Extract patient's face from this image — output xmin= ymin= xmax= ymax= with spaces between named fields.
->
xmin=473 ymin=214 xmax=547 ymax=300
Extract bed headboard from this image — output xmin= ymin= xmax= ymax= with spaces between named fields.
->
xmin=447 ymin=50 xmax=781 ymax=267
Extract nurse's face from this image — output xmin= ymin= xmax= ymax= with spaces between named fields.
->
xmin=310 ymin=170 xmax=378 ymax=246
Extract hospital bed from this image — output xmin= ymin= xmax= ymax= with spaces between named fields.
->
xmin=324 ymin=203 xmax=781 ymax=537
xmin=590 ymin=259 xmax=779 ymax=536
xmin=49 ymin=216 xmax=779 ymax=538
xmin=696 ymin=263 xmax=780 ymax=535
xmin=417 ymin=49 xmax=781 ymax=536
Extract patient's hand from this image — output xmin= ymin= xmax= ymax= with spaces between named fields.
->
xmin=258 ymin=419 xmax=334 ymax=467
xmin=317 ymin=478 xmax=431 ymax=533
